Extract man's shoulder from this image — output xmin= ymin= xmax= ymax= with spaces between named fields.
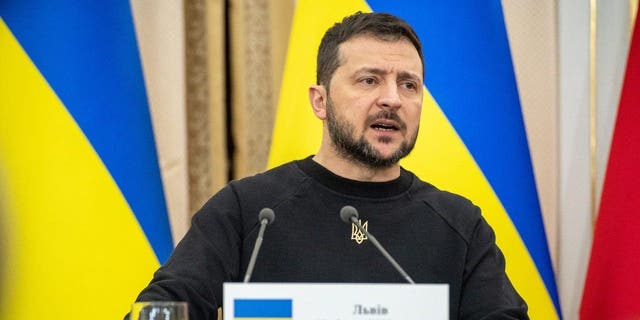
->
xmin=411 ymin=178 xmax=483 ymax=243
xmin=192 ymin=160 xmax=309 ymax=223
xmin=228 ymin=160 xmax=308 ymax=199
xmin=408 ymin=175 xmax=476 ymax=211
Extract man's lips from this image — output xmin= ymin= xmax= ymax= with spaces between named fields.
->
xmin=370 ymin=119 xmax=400 ymax=131
xmin=366 ymin=111 xmax=406 ymax=133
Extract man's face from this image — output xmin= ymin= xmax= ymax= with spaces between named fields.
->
xmin=325 ymin=35 xmax=423 ymax=168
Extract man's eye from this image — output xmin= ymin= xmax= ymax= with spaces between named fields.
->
xmin=402 ymin=82 xmax=418 ymax=90
xmin=361 ymin=77 xmax=376 ymax=85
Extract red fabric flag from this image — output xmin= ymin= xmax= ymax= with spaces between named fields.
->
xmin=580 ymin=11 xmax=640 ymax=320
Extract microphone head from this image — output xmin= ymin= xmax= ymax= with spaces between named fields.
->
xmin=339 ymin=205 xmax=359 ymax=224
xmin=258 ymin=208 xmax=275 ymax=225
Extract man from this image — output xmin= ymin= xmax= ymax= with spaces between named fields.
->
xmin=131 ymin=12 xmax=528 ymax=319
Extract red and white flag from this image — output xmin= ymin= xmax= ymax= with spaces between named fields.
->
xmin=580 ymin=9 xmax=640 ymax=320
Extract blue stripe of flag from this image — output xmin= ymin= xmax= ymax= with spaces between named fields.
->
xmin=0 ymin=1 xmax=174 ymax=263
xmin=234 ymin=299 xmax=292 ymax=317
xmin=366 ymin=0 xmax=560 ymax=315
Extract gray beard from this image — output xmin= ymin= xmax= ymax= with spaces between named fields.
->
xmin=325 ymin=98 xmax=418 ymax=169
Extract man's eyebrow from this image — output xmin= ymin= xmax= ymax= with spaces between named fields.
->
xmin=354 ymin=67 xmax=422 ymax=82
xmin=354 ymin=67 xmax=387 ymax=76
xmin=397 ymin=71 xmax=422 ymax=82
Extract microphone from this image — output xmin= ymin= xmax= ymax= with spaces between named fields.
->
xmin=339 ymin=205 xmax=415 ymax=284
xmin=243 ymin=208 xmax=276 ymax=283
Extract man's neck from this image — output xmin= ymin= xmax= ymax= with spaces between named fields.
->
xmin=312 ymin=152 xmax=401 ymax=182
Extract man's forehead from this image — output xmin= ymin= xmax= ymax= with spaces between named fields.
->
xmin=336 ymin=36 xmax=423 ymax=77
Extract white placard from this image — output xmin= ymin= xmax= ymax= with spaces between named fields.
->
xmin=223 ymin=283 xmax=448 ymax=320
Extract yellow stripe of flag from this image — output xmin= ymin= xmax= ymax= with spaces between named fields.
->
xmin=0 ymin=19 xmax=159 ymax=320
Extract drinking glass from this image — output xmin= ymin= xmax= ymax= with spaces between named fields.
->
xmin=130 ymin=301 xmax=188 ymax=320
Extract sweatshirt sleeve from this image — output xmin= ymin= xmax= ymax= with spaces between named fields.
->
xmin=131 ymin=184 xmax=244 ymax=320
xmin=459 ymin=211 xmax=529 ymax=320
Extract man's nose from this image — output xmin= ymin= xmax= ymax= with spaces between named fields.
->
xmin=377 ymin=83 xmax=402 ymax=109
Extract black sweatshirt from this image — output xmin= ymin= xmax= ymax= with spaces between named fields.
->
xmin=134 ymin=157 xmax=528 ymax=319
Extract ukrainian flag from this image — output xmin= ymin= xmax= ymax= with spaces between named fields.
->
xmin=268 ymin=1 xmax=561 ymax=319
xmin=234 ymin=299 xmax=293 ymax=320
xmin=0 ymin=2 xmax=173 ymax=319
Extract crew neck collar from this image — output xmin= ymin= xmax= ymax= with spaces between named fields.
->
xmin=296 ymin=156 xmax=413 ymax=198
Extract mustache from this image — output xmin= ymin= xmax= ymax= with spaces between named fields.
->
xmin=366 ymin=111 xmax=407 ymax=131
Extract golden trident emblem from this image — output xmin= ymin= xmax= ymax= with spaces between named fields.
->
xmin=351 ymin=219 xmax=368 ymax=244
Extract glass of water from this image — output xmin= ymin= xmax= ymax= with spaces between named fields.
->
xmin=130 ymin=301 xmax=188 ymax=320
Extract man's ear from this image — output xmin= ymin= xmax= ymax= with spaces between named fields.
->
xmin=309 ymin=85 xmax=328 ymax=120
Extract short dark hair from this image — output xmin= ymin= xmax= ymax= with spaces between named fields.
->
xmin=316 ymin=12 xmax=424 ymax=88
